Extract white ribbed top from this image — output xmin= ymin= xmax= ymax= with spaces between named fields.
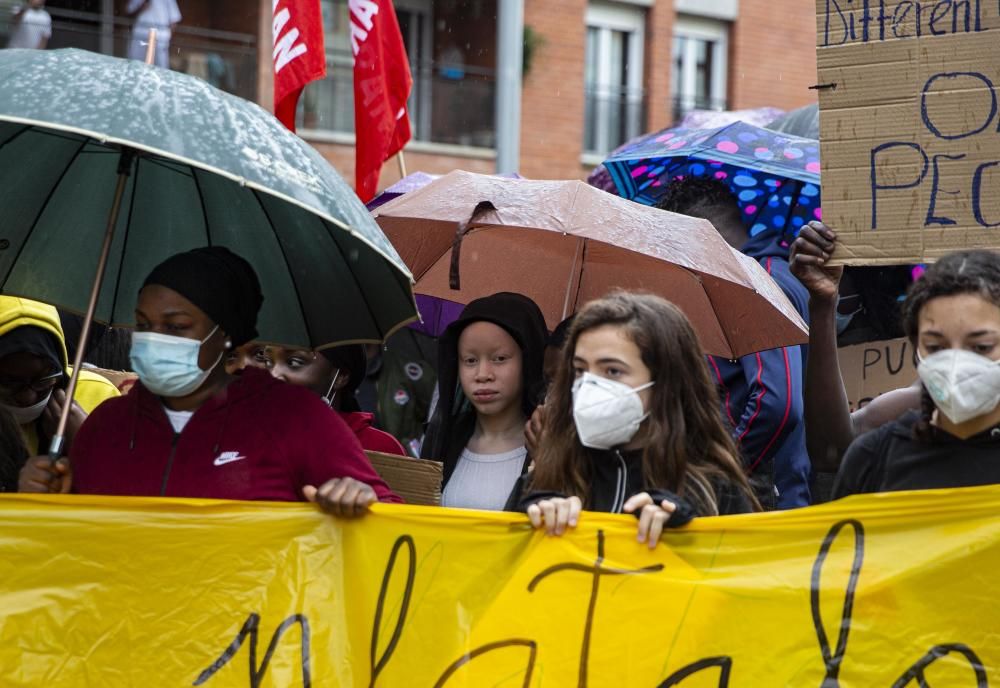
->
xmin=441 ymin=446 xmax=527 ymax=511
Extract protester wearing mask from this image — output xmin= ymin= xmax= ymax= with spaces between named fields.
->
xmin=0 ymin=297 xmax=119 ymax=456
xmin=512 ymin=292 xmax=758 ymax=548
xmin=19 ymin=247 xmax=399 ymax=515
xmin=246 ymin=343 xmax=406 ymax=456
xmin=833 ymin=250 xmax=1000 ymax=498
xmin=421 ymin=292 xmax=547 ymax=511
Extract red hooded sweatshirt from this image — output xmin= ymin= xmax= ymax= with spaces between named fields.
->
xmin=339 ymin=411 xmax=407 ymax=456
xmin=70 ymin=368 xmax=401 ymax=503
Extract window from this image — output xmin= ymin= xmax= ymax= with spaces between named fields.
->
xmin=298 ymin=0 xmax=497 ymax=149
xmin=672 ymin=16 xmax=728 ymax=123
xmin=583 ymin=1 xmax=646 ymax=157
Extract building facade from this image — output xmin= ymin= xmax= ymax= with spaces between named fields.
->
xmin=2 ymin=0 xmax=818 ymax=194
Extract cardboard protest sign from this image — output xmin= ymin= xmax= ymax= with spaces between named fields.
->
xmin=837 ymin=337 xmax=918 ymax=410
xmin=2 ymin=491 xmax=999 ymax=685
xmin=816 ymin=0 xmax=1000 ymax=264
xmin=365 ymin=450 xmax=442 ymax=506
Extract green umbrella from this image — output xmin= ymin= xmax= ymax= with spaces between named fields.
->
xmin=0 ymin=48 xmax=417 ymax=455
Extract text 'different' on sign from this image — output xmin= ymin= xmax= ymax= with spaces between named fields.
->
xmin=817 ymin=0 xmax=1000 ymax=264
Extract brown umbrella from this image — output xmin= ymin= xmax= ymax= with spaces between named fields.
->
xmin=373 ymin=171 xmax=807 ymax=359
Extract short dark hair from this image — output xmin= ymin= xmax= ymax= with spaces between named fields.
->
xmin=654 ymin=175 xmax=741 ymax=219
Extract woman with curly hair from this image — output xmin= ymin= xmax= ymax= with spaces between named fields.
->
xmin=834 ymin=250 xmax=1000 ymax=498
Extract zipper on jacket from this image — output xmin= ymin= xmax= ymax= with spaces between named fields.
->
xmin=160 ymin=433 xmax=180 ymax=497
xmin=612 ymin=451 xmax=627 ymax=513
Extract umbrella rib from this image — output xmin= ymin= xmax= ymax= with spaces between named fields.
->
xmin=699 ymin=271 xmax=741 ymax=360
xmin=321 ymin=217 xmax=383 ymax=340
xmin=568 ymin=238 xmax=589 ymax=320
xmin=0 ymin=123 xmax=30 ymax=150
xmin=190 ymin=168 xmax=212 ymax=247
xmin=250 ymin=189 xmax=315 ymax=347
xmin=0 ymin=136 xmax=90 ymax=289
xmin=109 ymin=155 xmax=143 ymax=324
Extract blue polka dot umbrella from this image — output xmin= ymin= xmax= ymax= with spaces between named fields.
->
xmin=603 ymin=121 xmax=821 ymax=240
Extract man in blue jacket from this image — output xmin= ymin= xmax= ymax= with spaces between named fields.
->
xmin=657 ymin=177 xmax=810 ymax=509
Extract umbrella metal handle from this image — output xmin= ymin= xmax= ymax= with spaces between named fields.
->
xmin=449 ymin=201 xmax=496 ymax=290
xmin=48 ymin=148 xmax=136 ymax=462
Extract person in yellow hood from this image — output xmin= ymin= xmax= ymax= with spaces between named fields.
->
xmin=0 ymin=297 xmax=119 ymax=456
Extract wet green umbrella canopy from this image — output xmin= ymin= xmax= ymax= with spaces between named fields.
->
xmin=0 ymin=48 xmax=416 ymax=347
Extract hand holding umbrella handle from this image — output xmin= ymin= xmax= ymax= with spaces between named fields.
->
xmin=48 ymin=149 xmax=136 ymax=462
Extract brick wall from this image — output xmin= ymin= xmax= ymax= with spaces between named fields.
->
xmin=519 ymin=0 xmax=588 ymax=180
xmin=645 ymin=0 xmax=675 ymax=132
xmin=729 ymin=1 xmax=817 ymax=112
xmin=253 ymin=0 xmax=818 ymax=194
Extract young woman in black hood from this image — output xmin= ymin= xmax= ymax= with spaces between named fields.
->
xmin=421 ymin=292 xmax=547 ymax=510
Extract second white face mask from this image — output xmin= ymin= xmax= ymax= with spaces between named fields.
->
xmin=2 ymin=391 xmax=52 ymax=425
xmin=917 ymin=348 xmax=1000 ymax=425
xmin=572 ymin=372 xmax=653 ymax=450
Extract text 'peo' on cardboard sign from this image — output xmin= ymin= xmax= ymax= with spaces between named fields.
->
xmin=816 ymin=0 xmax=1000 ymax=265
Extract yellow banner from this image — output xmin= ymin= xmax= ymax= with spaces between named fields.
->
xmin=1 ymin=488 xmax=998 ymax=686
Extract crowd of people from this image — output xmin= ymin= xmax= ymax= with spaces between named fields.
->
xmin=0 ymin=170 xmax=996 ymax=547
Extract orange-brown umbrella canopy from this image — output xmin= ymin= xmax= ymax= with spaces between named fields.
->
xmin=373 ymin=171 xmax=807 ymax=359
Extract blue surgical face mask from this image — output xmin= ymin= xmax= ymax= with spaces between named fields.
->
xmin=836 ymin=295 xmax=863 ymax=335
xmin=129 ymin=325 xmax=221 ymax=398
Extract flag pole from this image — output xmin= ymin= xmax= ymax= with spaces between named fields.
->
xmin=143 ymin=28 xmax=157 ymax=65
xmin=396 ymin=150 xmax=407 ymax=179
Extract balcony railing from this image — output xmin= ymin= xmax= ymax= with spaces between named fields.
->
xmin=0 ymin=5 xmax=258 ymax=102
xmin=583 ymin=87 xmax=647 ymax=156
xmin=300 ymin=53 xmax=497 ymax=150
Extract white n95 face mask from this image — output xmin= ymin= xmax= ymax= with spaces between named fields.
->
xmin=1 ymin=392 xmax=52 ymax=425
xmin=917 ymin=348 xmax=1000 ymax=424
xmin=572 ymin=372 xmax=653 ymax=450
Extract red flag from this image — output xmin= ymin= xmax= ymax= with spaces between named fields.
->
xmin=351 ymin=0 xmax=413 ymax=203
xmin=271 ymin=0 xmax=326 ymax=132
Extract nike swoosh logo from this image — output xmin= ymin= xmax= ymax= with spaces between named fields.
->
xmin=213 ymin=453 xmax=247 ymax=466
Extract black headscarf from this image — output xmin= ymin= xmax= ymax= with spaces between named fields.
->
xmin=421 ymin=292 xmax=548 ymax=483
xmin=0 ymin=326 xmax=63 ymax=372
xmin=142 ymin=247 xmax=263 ymax=346
xmin=320 ymin=344 xmax=367 ymax=413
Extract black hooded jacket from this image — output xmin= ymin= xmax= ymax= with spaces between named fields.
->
xmin=421 ymin=292 xmax=548 ymax=485
xmin=508 ymin=448 xmax=755 ymax=521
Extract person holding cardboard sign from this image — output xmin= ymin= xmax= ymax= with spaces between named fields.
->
xmin=834 ymin=250 xmax=1000 ymax=498
xmin=790 ymin=222 xmax=922 ymax=473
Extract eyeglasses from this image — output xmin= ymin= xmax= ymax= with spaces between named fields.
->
xmin=0 ymin=371 xmax=62 ymax=396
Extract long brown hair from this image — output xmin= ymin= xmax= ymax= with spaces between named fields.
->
xmin=529 ymin=292 xmax=758 ymax=515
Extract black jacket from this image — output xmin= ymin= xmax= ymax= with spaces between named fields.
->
xmin=507 ymin=448 xmax=754 ymax=523
xmin=421 ymin=292 xmax=548 ymax=484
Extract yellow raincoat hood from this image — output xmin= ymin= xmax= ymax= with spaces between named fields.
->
xmin=0 ymin=296 xmax=69 ymax=368
xmin=0 ymin=296 xmax=120 ymax=453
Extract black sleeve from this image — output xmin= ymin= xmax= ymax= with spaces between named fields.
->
xmin=711 ymin=480 xmax=755 ymax=516
xmin=643 ymin=488 xmax=697 ymax=527
xmin=832 ymin=425 xmax=890 ymax=499
xmin=512 ymin=489 xmax=571 ymax=512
